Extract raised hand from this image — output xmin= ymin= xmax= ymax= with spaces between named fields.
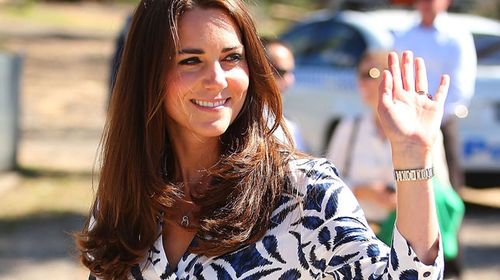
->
xmin=377 ymin=51 xmax=449 ymax=153
xmin=376 ymin=52 xmax=445 ymax=265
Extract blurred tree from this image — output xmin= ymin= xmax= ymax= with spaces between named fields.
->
xmin=468 ymin=0 xmax=500 ymax=19
xmin=255 ymin=0 xmax=325 ymax=10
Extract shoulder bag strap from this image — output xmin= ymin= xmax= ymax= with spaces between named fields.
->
xmin=343 ymin=116 xmax=361 ymax=179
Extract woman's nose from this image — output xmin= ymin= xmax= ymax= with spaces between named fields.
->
xmin=203 ymin=62 xmax=228 ymax=92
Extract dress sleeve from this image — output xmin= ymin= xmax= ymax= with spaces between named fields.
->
xmin=297 ymin=159 xmax=444 ymax=279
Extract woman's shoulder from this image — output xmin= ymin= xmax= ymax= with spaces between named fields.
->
xmin=288 ymin=157 xmax=338 ymax=175
xmin=286 ymin=157 xmax=345 ymax=194
xmin=281 ymin=157 xmax=361 ymax=226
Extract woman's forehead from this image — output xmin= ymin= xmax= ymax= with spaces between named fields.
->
xmin=175 ymin=7 xmax=243 ymax=51
xmin=178 ymin=8 xmax=239 ymax=36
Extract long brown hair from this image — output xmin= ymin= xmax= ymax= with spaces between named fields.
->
xmin=75 ymin=0 xmax=295 ymax=278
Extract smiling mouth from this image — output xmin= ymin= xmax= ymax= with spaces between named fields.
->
xmin=191 ymin=99 xmax=228 ymax=108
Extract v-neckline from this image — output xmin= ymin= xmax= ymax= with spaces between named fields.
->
xmin=149 ymin=226 xmax=199 ymax=278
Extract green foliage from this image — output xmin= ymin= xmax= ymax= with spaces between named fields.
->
xmin=112 ymin=0 xmax=140 ymax=4
xmin=248 ymin=1 xmax=318 ymax=36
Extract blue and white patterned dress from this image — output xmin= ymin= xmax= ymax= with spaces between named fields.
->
xmin=90 ymin=158 xmax=443 ymax=279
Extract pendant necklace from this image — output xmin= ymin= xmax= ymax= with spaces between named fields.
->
xmin=181 ymin=214 xmax=190 ymax=227
xmin=177 ymin=201 xmax=198 ymax=229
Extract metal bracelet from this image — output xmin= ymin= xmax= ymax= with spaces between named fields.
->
xmin=394 ymin=167 xmax=434 ymax=181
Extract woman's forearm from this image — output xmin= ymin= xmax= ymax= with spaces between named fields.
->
xmin=392 ymin=145 xmax=440 ymax=265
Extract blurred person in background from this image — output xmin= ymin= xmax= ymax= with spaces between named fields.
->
xmin=76 ymin=0 xmax=449 ymax=279
xmin=262 ymin=38 xmax=309 ymax=152
xmin=326 ymin=52 xmax=464 ymax=280
xmin=394 ymin=0 xmax=477 ymax=192
xmin=326 ymin=51 xmax=399 ymax=230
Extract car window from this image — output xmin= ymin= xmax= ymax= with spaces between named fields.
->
xmin=474 ymin=34 xmax=500 ymax=65
xmin=281 ymin=19 xmax=367 ymax=68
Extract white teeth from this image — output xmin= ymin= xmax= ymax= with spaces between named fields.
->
xmin=192 ymin=99 xmax=226 ymax=108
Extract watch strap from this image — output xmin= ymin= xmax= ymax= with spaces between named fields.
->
xmin=394 ymin=167 xmax=434 ymax=181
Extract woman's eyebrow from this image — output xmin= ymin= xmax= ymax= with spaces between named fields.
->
xmin=221 ymin=45 xmax=243 ymax=53
xmin=178 ymin=48 xmax=204 ymax=54
xmin=178 ymin=45 xmax=243 ymax=55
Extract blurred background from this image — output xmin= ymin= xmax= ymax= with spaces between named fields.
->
xmin=0 ymin=0 xmax=499 ymax=279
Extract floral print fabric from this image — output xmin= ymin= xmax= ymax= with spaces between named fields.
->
xmin=90 ymin=158 xmax=443 ymax=279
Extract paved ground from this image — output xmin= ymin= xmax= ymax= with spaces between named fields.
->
xmin=0 ymin=2 xmax=499 ymax=280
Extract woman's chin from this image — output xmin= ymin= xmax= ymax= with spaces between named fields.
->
xmin=195 ymin=123 xmax=231 ymax=138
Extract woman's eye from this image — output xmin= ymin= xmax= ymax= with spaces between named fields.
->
xmin=179 ymin=57 xmax=201 ymax=65
xmin=224 ymin=53 xmax=243 ymax=63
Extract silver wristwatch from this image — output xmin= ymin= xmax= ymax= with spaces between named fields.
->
xmin=394 ymin=167 xmax=434 ymax=181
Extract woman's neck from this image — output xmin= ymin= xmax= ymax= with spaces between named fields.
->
xmin=170 ymin=136 xmax=220 ymax=192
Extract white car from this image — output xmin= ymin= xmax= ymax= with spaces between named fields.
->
xmin=281 ymin=9 xmax=500 ymax=173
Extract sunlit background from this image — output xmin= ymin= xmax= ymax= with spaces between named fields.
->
xmin=0 ymin=0 xmax=499 ymax=279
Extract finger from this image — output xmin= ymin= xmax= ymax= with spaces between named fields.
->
xmin=388 ymin=52 xmax=403 ymax=94
xmin=379 ymin=70 xmax=394 ymax=108
xmin=401 ymin=51 xmax=415 ymax=93
xmin=415 ymin=57 xmax=429 ymax=94
xmin=434 ymin=74 xmax=450 ymax=105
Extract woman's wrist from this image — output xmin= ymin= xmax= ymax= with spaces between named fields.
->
xmin=391 ymin=144 xmax=433 ymax=170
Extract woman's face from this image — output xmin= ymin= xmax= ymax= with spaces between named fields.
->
xmin=164 ymin=7 xmax=249 ymax=142
xmin=357 ymin=56 xmax=386 ymax=112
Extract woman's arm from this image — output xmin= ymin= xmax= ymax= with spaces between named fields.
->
xmin=377 ymin=51 xmax=450 ymax=264
xmin=297 ymin=159 xmax=443 ymax=279
xmin=391 ymin=146 xmax=440 ymax=264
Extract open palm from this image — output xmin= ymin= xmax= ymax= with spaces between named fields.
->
xmin=377 ymin=51 xmax=449 ymax=151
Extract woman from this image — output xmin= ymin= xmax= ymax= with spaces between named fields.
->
xmin=76 ymin=0 xmax=447 ymax=279
xmin=326 ymin=51 xmax=450 ymax=230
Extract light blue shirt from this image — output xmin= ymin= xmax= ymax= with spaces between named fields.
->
xmin=394 ymin=13 xmax=477 ymax=121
